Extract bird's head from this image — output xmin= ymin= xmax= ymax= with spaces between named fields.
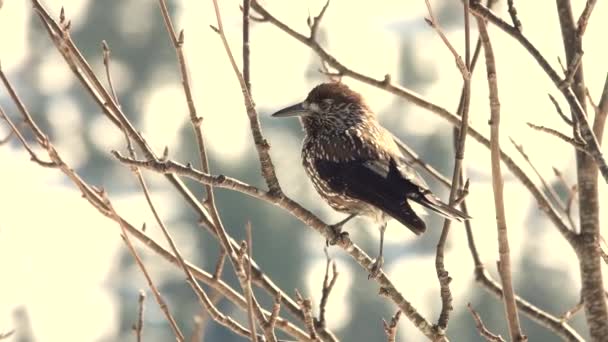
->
xmin=271 ymin=82 xmax=371 ymax=133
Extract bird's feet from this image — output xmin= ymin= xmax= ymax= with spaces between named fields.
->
xmin=326 ymin=224 xmax=350 ymax=246
xmin=368 ymin=256 xmax=384 ymax=279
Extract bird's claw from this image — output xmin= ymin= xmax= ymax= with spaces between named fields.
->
xmin=368 ymin=256 xmax=384 ymax=279
xmin=326 ymin=225 xmax=349 ymax=246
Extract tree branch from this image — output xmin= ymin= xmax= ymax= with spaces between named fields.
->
xmin=477 ymin=17 xmax=526 ymax=341
xmin=468 ymin=2 xmax=608 ymax=184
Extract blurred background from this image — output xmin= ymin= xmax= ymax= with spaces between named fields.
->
xmin=0 ymin=0 xmax=607 ymax=341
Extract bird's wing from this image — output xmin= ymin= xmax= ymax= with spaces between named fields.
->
xmin=314 ymin=157 xmax=427 ymax=235
xmin=389 ymin=136 xmax=472 ymax=221
xmin=386 ymin=133 xmax=431 ymax=189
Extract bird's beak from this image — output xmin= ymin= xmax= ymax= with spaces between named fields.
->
xmin=271 ymin=102 xmax=307 ymax=118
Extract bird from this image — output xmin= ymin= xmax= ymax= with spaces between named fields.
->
xmin=271 ymin=82 xmax=470 ymax=278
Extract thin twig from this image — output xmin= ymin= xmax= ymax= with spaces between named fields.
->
xmin=593 ymin=73 xmax=608 ymax=140
xmin=432 ymin=0 xmax=472 ymax=331
xmin=242 ymin=0 xmax=251 ymax=92
xmin=477 ymin=18 xmax=526 ymax=341
xmin=212 ymin=0 xmax=282 ymax=194
xmin=576 ymin=0 xmax=597 ymax=36
xmin=467 ymin=304 xmax=506 ymax=342
xmin=526 ymin=123 xmax=590 ymax=155
xmin=423 ymin=0 xmax=469 ymax=79
xmin=269 ymin=294 xmax=282 ymax=328
xmin=382 ymin=310 xmax=402 ymax=342
xmin=455 ymin=7 xmax=496 ymax=337
xmin=101 ymin=41 xmax=120 ymax=105
xmin=507 ymin=0 xmax=522 ymax=32
xmin=134 ymin=291 xmax=145 ymax=342
xmin=239 ymin=240 xmax=259 ymax=342
xmin=213 ymin=249 xmax=227 ymax=279
xmin=560 ymin=52 xmax=583 ymax=90
xmin=296 ymin=290 xmax=319 ymax=341
xmin=548 ymin=94 xmax=573 ymax=126
xmin=509 ymin=138 xmax=575 ymax=229
xmin=0 ymin=106 xmax=55 ymax=168
xmin=315 ymin=248 xmax=338 ymax=332
xmin=308 ymin=0 xmax=330 ymax=41
xmin=106 ymin=198 xmax=185 ymax=341
xmin=158 ymin=0 xmax=220 ymax=220
xmin=552 ymin=167 xmax=578 ymax=227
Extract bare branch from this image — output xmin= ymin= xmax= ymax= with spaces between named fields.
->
xmin=433 ymin=0 xmax=472 ymax=331
xmin=111 ymin=153 xmax=446 ymax=340
xmin=296 ymin=290 xmax=319 ymax=341
xmin=382 ymin=310 xmax=402 ymax=342
xmin=262 ymin=293 xmax=282 ymax=340
xmin=548 ymin=93 xmax=573 ymax=126
xmin=507 ymin=0 xmax=522 ymax=32
xmin=101 ymin=40 xmax=120 ymax=105
xmin=526 ymin=122 xmax=590 ymax=155
xmin=475 ymin=268 xmax=583 ymax=341
xmin=106 ymin=198 xmax=185 ymax=341
xmin=213 ymin=249 xmax=227 ymax=280
xmin=576 ymin=0 xmax=597 ymax=36
xmin=0 ymin=106 xmax=56 ymax=168
xmin=509 ymin=138 xmax=575 ymax=229
xmin=133 ymin=291 xmax=145 ymax=342
xmin=477 ymin=17 xmax=526 ymax=341
xmin=423 ymin=0 xmax=469 ymax=79
xmin=593 ymin=73 xmax=608 ymax=141
xmin=238 ymin=240 xmax=259 ymax=342
xmin=211 ymin=0 xmax=282 ymax=194
xmin=559 ymin=52 xmax=583 ymax=90
xmin=469 ymin=2 xmax=608 ymax=184
xmin=3 ymin=47 xmax=311 ymax=340
xmin=308 ymin=0 xmax=330 ymax=40
xmin=242 ymin=0 xmax=251 ymax=92
xmin=316 ymin=249 xmax=339 ymax=331
xmin=158 ymin=0 xmax=220 ymax=220
xmin=118 ymin=134 xmax=255 ymax=340
xmin=467 ymin=304 xmax=506 ymax=342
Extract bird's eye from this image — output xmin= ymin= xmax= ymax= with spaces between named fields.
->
xmin=309 ymin=102 xmax=320 ymax=112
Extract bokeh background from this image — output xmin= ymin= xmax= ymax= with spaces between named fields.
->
xmin=1 ymin=0 xmax=607 ymax=341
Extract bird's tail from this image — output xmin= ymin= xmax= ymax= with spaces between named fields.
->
xmin=415 ymin=192 xmax=471 ymax=221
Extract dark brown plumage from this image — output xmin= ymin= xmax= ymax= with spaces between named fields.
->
xmin=272 ymin=82 xmax=469 ymax=278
